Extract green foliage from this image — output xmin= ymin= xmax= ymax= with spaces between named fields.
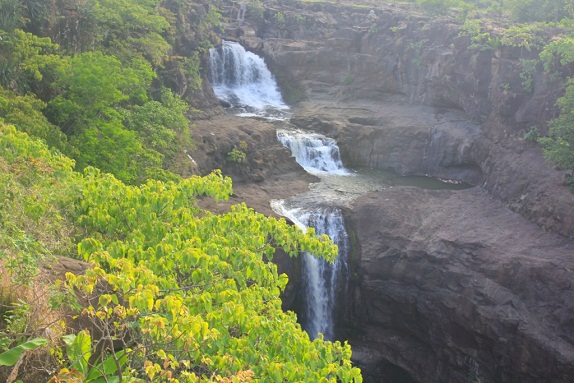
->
xmin=71 ymin=119 xmax=156 ymax=184
xmin=523 ymin=125 xmax=540 ymax=142
xmin=274 ymin=12 xmax=286 ymax=27
xmin=540 ymin=37 xmax=574 ymax=74
xmin=0 ymin=29 xmax=62 ymax=92
xmin=67 ymin=167 xmax=355 ymax=382
xmin=0 ymin=123 xmax=79 ymax=264
xmin=47 ymin=52 xmax=159 ymax=183
xmin=506 ymin=0 xmax=574 ymax=23
xmin=499 ymin=25 xmax=543 ymax=51
xmin=121 ymin=87 xmax=191 ymax=165
xmin=59 ymin=330 xmax=128 ymax=383
xmin=293 ymin=13 xmax=307 ymax=25
xmin=226 ymin=141 xmax=248 ymax=163
xmin=0 ymin=124 xmax=362 ymax=382
xmin=459 ymin=19 xmax=500 ymax=51
xmin=0 ymin=87 xmax=69 ymax=152
xmin=49 ymin=52 xmax=154 ymax=130
xmin=519 ymin=59 xmax=538 ymax=92
xmin=182 ymin=52 xmax=203 ymax=92
xmin=416 ymin=0 xmax=472 ymax=16
xmin=0 ymin=338 xmax=48 ymax=366
xmin=247 ymin=0 xmax=265 ymax=22
xmin=539 ymin=79 xmax=574 ymax=170
xmin=0 ymin=0 xmax=26 ymax=32
xmin=90 ymin=0 xmax=171 ymax=65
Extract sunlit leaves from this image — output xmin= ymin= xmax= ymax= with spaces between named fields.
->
xmin=49 ymin=52 xmax=154 ymax=131
xmin=91 ymin=0 xmax=171 ymax=65
xmin=1 ymin=84 xmax=360 ymax=383
xmin=68 ymin=157 xmax=357 ymax=382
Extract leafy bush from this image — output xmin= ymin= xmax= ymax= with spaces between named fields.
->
xmin=227 ymin=141 xmax=248 ymax=163
xmin=506 ymin=0 xmax=574 ymax=23
xmin=540 ymin=37 xmax=574 ymax=74
xmin=539 ymin=80 xmax=574 ymax=170
xmin=519 ymin=59 xmax=538 ymax=92
xmin=459 ymin=19 xmax=500 ymax=51
xmin=0 ymin=123 xmax=363 ymax=383
xmin=523 ymin=125 xmax=540 ymax=142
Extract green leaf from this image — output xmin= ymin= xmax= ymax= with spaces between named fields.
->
xmin=0 ymin=338 xmax=48 ymax=366
xmin=63 ymin=330 xmax=92 ymax=376
xmin=86 ymin=350 xmax=127 ymax=382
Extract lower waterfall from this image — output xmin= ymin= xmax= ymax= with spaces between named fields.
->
xmin=271 ymin=202 xmax=349 ymax=340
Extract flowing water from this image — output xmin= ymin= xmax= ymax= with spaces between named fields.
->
xmin=276 ymin=128 xmax=350 ymax=175
xmin=209 ymin=40 xmax=470 ymax=343
xmin=270 ymin=202 xmax=349 ymax=340
xmin=209 ymin=40 xmax=290 ymax=119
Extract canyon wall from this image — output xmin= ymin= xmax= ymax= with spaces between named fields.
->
xmin=236 ymin=0 xmax=574 ymax=237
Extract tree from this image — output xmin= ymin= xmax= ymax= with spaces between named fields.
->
xmin=0 ymin=126 xmax=363 ymax=382
xmin=0 ymin=0 xmax=26 ymax=32
xmin=539 ymin=80 xmax=574 ymax=171
xmin=47 ymin=51 xmax=157 ymax=183
xmin=0 ymin=87 xmax=69 ymax=152
xmin=121 ymin=87 xmax=191 ymax=165
xmin=506 ymin=0 xmax=574 ymax=22
xmin=90 ymin=0 xmax=171 ymax=65
xmin=0 ymin=29 xmax=62 ymax=93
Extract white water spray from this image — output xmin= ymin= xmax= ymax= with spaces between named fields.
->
xmin=271 ymin=201 xmax=349 ymax=341
xmin=277 ymin=128 xmax=350 ymax=175
xmin=209 ymin=40 xmax=289 ymax=117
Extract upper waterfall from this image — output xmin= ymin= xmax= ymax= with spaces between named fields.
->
xmin=209 ymin=40 xmax=289 ymax=118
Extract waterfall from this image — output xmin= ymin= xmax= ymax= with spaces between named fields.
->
xmin=209 ymin=40 xmax=289 ymax=117
xmin=277 ymin=128 xmax=350 ymax=175
xmin=210 ymin=39 xmax=352 ymax=341
xmin=272 ymin=201 xmax=349 ymax=341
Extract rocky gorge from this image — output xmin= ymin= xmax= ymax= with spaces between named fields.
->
xmin=189 ymin=1 xmax=574 ymax=382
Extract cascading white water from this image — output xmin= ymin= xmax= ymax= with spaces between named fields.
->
xmin=209 ymin=40 xmax=289 ymax=117
xmin=271 ymin=201 xmax=348 ymax=341
xmin=210 ymin=40 xmax=352 ymax=341
xmin=277 ymin=128 xmax=350 ymax=175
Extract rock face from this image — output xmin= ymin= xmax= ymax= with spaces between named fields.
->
xmin=202 ymin=1 xmax=574 ymax=382
xmin=190 ymin=114 xmax=318 ymax=216
xmin=241 ymin=0 xmax=574 ymax=238
xmin=347 ymin=187 xmax=574 ymax=383
xmin=290 ymin=100 xmax=483 ymax=185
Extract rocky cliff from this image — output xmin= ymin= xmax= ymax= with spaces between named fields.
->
xmin=348 ymin=187 xmax=574 ymax=383
xmin=241 ymin=0 xmax=574 ymax=238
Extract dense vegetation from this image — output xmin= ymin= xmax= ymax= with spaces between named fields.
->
xmin=0 ymin=0 xmax=363 ymax=382
xmin=0 ymin=123 xmax=362 ymax=382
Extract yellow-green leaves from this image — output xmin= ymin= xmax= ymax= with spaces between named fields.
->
xmin=68 ymin=164 xmax=358 ymax=382
xmin=2 ymin=126 xmax=360 ymax=382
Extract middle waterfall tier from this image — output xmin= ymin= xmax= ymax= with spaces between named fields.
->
xmin=277 ymin=128 xmax=350 ymax=175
